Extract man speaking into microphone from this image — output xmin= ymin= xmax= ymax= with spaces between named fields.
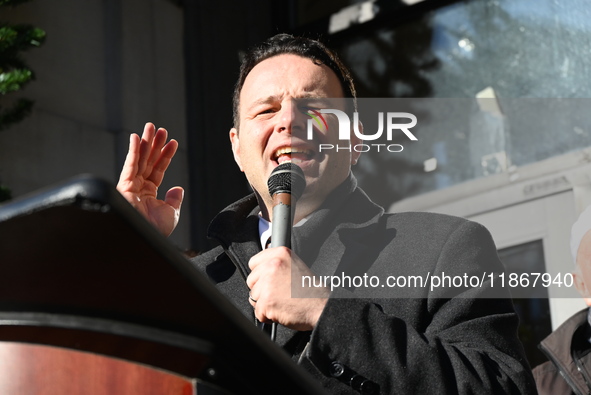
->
xmin=116 ymin=34 xmax=536 ymax=393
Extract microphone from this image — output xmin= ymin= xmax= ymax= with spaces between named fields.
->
xmin=258 ymin=162 xmax=306 ymax=340
xmin=267 ymin=162 xmax=306 ymax=249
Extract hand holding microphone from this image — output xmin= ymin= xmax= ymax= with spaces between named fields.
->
xmin=246 ymin=163 xmax=329 ymax=332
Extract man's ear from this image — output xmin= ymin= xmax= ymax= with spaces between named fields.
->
xmin=229 ymin=127 xmax=243 ymax=172
xmin=573 ymin=270 xmax=591 ymax=304
xmin=351 ymin=120 xmax=363 ymax=165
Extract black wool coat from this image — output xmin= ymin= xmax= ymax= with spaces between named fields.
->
xmin=191 ymin=175 xmax=536 ymax=394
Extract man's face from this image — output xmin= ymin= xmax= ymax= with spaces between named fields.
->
xmin=230 ymin=54 xmax=360 ymax=220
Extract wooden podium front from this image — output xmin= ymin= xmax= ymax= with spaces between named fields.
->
xmin=0 ymin=342 xmax=196 ymax=395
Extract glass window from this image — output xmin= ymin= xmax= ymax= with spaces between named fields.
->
xmin=498 ymin=240 xmax=551 ymax=368
xmin=326 ymin=0 xmax=591 ymax=205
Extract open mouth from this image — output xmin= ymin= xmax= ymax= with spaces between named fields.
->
xmin=273 ymin=147 xmax=315 ymax=165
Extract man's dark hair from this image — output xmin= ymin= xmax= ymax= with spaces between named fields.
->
xmin=232 ymin=33 xmax=356 ymax=128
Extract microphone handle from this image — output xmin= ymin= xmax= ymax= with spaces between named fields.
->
xmin=271 ymin=195 xmax=292 ymax=249
xmin=260 ymin=192 xmax=293 ymax=341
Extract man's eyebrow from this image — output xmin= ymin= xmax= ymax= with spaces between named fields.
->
xmin=297 ymin=93 xmax=329 ymax=101
xmin=296 ymin=95 xmax=333 ymax=104
xmin=248 ymin=96 xmax=280 ymax=109
xmin=245 ymin=93 xmax=332 ymax=111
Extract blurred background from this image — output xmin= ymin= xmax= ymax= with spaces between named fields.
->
xmin=3 ymin=0 xmax=591 ymax=368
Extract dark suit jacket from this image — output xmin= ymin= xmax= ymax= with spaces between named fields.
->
xmin=192 ymin=175 xmax=536 ymax=394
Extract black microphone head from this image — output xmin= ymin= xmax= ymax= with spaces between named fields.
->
xmin=267 ymin=162 xmax=306 ymax=201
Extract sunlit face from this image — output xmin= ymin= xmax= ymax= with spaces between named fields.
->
xmin=230 ymin=54 xmax=360 ymax=221
xmin=574 ymin=230 xmax=591 ymax=304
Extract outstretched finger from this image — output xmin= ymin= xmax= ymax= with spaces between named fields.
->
xmin=143 ymin=128 xmax=169 ymax=177
xmin=137 ymin=123 xmax=156 ymax=176
xmin=118 ymin=133 xmax=140 ymax=183
xmin=148 ymin=139 xmax=178 ymax=186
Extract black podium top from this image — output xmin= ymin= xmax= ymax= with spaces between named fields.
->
xmin=0 ymin=175 xmax=326 ymax=395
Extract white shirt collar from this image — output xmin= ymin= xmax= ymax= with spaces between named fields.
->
xmin=257 ymin=213 xmax=309 ymax=249
xmin=258 ymin=215 xmax=273 ymax=250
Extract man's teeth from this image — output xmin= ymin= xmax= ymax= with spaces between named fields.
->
xmin=274 ymin=147 xmax=313 ymax=157
xmin=274 ymin=147 xmax=314 ymax=164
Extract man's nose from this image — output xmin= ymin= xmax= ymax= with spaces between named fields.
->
xmin=276 ymin=101 xmax=306 ymax=133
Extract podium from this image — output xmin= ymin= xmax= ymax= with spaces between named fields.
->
xmin=0 ymin=175 xmax=326 ymax=394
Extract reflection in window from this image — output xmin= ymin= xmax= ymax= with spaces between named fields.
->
xmin=328 ymin=0 xmax=591 ymax=206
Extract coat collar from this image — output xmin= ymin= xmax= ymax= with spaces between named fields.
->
xmin=206 ymin=173 xmax=382 ymax=247
xmin=206 ymin=173 xmax=384 ymax=278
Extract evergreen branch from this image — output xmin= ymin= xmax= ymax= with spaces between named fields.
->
xmin=0 ymin=68 xmax=33 ymax=94
xmin=0 ymin=24 xmax=46 ymax=52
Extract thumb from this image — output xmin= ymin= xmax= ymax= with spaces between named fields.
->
xmin=165 ymin=187 xmax=184 ymax=212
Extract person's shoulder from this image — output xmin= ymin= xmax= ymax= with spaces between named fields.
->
xmin=532 ymin=360 xmax=573 ymax=395
xmin=386 ymin=210 xmax=466 ymax=223
xmin=380 ymin=211 xmax=496 ymax=251
xmin=532 ymin=360 xmax=557 ymax=378
xmin=384 ymin=211 xmax=481 ymax=232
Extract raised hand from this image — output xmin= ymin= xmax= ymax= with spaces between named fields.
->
xmin=117 ymin=123 xmax=184 ymax=236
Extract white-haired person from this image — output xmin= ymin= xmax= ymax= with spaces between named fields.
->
xmin=534 ymin=205 xmax=591 ymax=394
